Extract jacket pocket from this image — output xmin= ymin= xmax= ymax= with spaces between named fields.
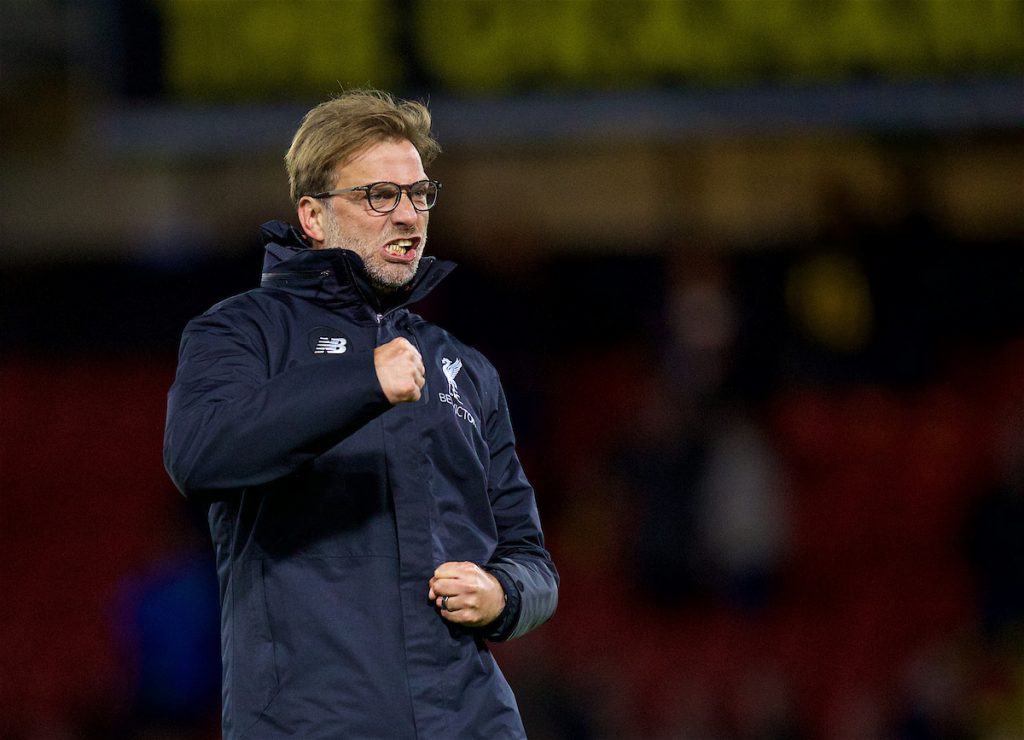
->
xmin=231 ymin=559 xmax=281 ymax=736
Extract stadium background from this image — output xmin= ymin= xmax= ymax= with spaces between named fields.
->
xmin=2 ymin=1 xmax=1022 ymax=738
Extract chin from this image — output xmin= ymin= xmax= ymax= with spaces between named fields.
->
xmin=370 ymin=264 xmax=418 ymax=293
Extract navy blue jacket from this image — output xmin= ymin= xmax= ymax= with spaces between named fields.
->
xmin=164 ymin=221 xmax=558 ymax=739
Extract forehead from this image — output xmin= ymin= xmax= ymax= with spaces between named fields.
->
xmin=334 ymin=139 xmax=425 ymax=184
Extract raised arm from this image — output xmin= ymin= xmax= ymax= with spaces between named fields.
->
xmin=163 ymin=304 xmax=397 ymax=498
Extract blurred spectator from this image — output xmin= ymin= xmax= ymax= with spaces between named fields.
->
xmin=110 ymin=505 xmax=220 ymax=738
xmin=613 ymin=254 xmax=738 ymax=607
xmin=614 ymin=390 xmax=710 ymax=607
xmin=698 ymin=405 xmax=789 ymax=614
xmin=614 ymin=253 xmax=789 ymax=614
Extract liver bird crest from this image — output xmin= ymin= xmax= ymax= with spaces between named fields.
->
xmin=441 ymin=357 xmax=463 ymax=402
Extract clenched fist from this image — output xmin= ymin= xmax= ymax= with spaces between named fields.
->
xmin=428 ymin=561 xmax=507 ymax=628
xmin=374 ymin=337 xmax=425 ymax=404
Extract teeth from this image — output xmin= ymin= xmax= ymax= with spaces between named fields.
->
xmin=385 ymin=240 xmax=412 ymax=254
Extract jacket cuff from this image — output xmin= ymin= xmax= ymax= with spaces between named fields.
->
xmin=480 ymin=567 xmax=521 ymax=642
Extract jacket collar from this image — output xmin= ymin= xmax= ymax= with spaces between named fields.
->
xmin=257 ymin=220 xmax=455 ymax=313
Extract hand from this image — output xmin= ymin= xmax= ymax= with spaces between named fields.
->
xmin=428 ymin=561 xmax=507 ymax=628
xmin=374 ymin=337 xmax=425 ymax=404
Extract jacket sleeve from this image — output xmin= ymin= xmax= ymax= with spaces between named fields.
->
xmin=163 ymin=302 xmax=391 ymax=499
xmin=480 ymin=376 xmax=559 ymax=641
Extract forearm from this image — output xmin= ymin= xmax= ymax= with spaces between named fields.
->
xmin=479 ymin=377 xmax=559 ymax=640
xmin=165 ymin=351 xmax=389 ymax=496
xmin=485 ymin=550 xmax=559 ymax=641
xmin=483 ymin=464 xmax=559 ymax=641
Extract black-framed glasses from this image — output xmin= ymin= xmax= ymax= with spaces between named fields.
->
xmin=311 ymin=179 xmax=441 ymax=214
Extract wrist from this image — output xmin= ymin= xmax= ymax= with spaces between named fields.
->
xmin=481 ymin=567 xmax=521 ymax=641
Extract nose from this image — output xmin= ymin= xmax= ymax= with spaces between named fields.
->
xmin=390 ymin=190 xmax=419 ymax=226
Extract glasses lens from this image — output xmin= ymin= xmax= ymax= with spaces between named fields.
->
xmin=409 ymin=181 xmax=438 ymax=210
xmin=367 ymin=183 xmax=401 ymax=212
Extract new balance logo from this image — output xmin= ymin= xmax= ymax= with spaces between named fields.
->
xmin=314 ymin=337 xmax=347 ymax=354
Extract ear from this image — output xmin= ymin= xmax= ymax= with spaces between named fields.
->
xmin=297 ymin=195 xmax=327 ymax=246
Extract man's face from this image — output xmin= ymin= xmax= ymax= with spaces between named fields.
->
xmin=319 ymin=139 xmax=430 ymax=293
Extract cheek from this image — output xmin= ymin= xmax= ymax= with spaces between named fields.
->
xmin=347 ymin=218 xmax=384 ymax=245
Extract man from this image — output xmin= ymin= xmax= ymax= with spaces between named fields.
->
xmin=163 ymin=90 xmax=558 ymax=739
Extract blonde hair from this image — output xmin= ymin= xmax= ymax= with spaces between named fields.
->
xmin=285 ymin=89 xmax=441 ymax=206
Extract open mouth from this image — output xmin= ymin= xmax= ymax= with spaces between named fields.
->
xmin=382 ymin=237 xmax=419 ymax=263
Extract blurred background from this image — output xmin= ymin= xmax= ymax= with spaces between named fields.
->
xmin=2 ymin=1 xmax=1023 ymax=738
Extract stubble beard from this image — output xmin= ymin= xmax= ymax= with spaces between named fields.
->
xmin=322 ymin=209 xmax=426 ymax=294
